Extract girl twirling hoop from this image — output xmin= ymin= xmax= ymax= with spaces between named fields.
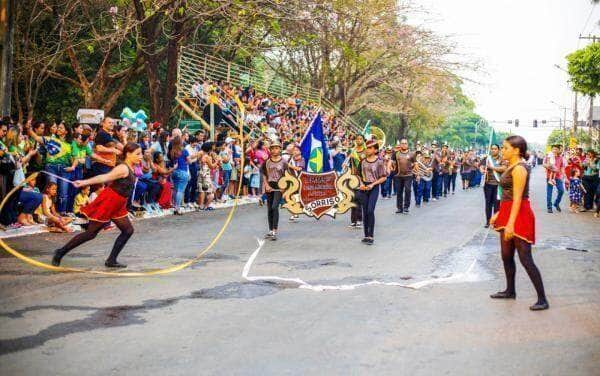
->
xmin=490 ymin=135 xmax=548 ymax=311
xmin=52 ymin=142 xmax=142 ymax=268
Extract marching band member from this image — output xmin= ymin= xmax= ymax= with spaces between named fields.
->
xmin=261 ymin=140 xmax=288 ymax=241
xmin=288 ymin=144 xmax=305 ymax=222
xmin=52 ymin=142 xmax=142 ymax=268
xmin=358 ymin=140 xmax=388 ymax=245
xmin=348 ymin=134 xmax=367 ymax=229
xmin=490 ymin=135 xmax=548 ymax=311
xmin=415 ymin=151 xmax=434 ymax=206
xmin=394 ymin=138 xmax=416 ymax=214
xmin=481 ymin=144 xmax=506 ymax=227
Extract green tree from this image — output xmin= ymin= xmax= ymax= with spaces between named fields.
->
xmin=566 ymin=42 xmax=600 ymax=97
xmin=546 ymin=129 xmax=591 ymax=149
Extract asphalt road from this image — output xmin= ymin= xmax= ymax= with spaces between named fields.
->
xmin=0 ymin=167 xmax=599 ymax=375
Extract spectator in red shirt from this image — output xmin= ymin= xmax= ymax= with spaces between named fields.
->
xmin=543 ymin=144 xmax=566 ymax=213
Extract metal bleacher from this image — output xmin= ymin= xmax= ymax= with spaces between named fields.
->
xmin=175 ymin=46 xmax=362 ymax=136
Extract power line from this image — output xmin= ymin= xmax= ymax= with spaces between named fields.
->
xmin=578 ymin=3 xmax=598 ymax=48
xmin=581 ymin=3 xmax=597 ymax=36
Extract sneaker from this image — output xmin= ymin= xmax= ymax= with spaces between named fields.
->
xmin=264 ymin=231 xmax=274 ymax=239
xmin=547 ymin=208 xmax=553 ymax=213
xmin=366 ymin=238 xmax=374 ymax=245
xmin=432 ymin=198 xmax=438 ymax=201
xmin=355 ymin=221 xmax=363 ymax=228
xmin=361 ymin=238 xmax=369 ymax=243
xmin=554 ymin=205 xmax=561 ymax=213
xmin=7 ymin=223 xmax=22 ymax=230
xmin=403 ymin=208 xmax=410 ymax=214
xmin=348 ymin=223 xmax=357 ymax=228
xmin=395 ymin=209 xmax=403 ymax=214
xmin=105 ymin=260 xmax=127 ymax=268
xmin=415 ymin=204 xmax=421 ymax=208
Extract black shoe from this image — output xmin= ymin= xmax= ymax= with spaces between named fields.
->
xmin=366 ymin=239 xmax=374 ymax=245
xmin=484 ymin=224 xmax=490 ymax=228
xmin=547 ymin=208 xmax=553 ymax=213
xmin=403 ymin=208 xmax=410 ymax=214
xmin=361 ymin=238 xmax=369 ymax=243
xmin=529 ymin=300 xmax=549 ymax=311
xmin=395 ymin=209 xmax=403 ymax=214
xmin=52 ymin=249 xmax=65 ymax=267
xmin=554 ymin=205 xmax=561 ymax=212
xmin=490 ymin=291 xmax=516 ymax=299
xmin=105 ymin=260 xmax=127 ymax=268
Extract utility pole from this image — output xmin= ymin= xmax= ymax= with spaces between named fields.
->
xmin=0 ymin=0 xmax=16 ymax=118
xmin=578 ymin=35 xmax=598 ymax=146
xmin=573 ymin=92 xmax=578 ymax=132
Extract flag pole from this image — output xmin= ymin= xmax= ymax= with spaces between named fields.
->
xmin=300 ymin=107 xmax=321 ymax=145
xmin=482 ymin=124 xmax=494 ymax=187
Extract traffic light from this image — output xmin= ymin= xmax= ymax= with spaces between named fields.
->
xmin=515 ymin=119 xmax=519 ymax=127
xmin=533 ymin=119 xmax=538 ymax=128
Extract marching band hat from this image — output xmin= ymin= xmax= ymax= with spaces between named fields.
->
xmin=365 ymin=139 xmax=379 ymax=150
xmin=422 ymin=151 xmax=432 ymax=158
xmin=269 ymin=139 xmax=282 ymax=148
xmin=432 ymin=140 xmax=438 ymax=146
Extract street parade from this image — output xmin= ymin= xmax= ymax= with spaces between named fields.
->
xmin=0 ymin=1 xmax=599 ymax=375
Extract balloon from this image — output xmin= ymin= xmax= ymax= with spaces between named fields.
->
xmin=120 ymin=107 xmax=148 ymax=132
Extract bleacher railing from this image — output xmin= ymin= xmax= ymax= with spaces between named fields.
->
xmin=177 ymin=46 xmax=363 ymax=135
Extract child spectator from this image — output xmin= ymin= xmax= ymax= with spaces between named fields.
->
xmin=37 ymin=182 xmax=73 ymax=232
xmin=17 ymin=175 xmax=43 ymax=226
xmin=73 ymin=185 xmax=91 ymax=217
xmin=568 ymin=168 xmax=585 ymax=213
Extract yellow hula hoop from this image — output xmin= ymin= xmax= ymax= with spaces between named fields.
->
xmin=0 ymin=104 xmax=246 ymax=277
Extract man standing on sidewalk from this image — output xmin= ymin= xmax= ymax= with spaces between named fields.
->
xmin=91 ymin=117 xmax=123 ymax=177
xmin=543 ymin=144 xmax=566 ymax=213
xmin=394 ymin=139 xmax=416 ymax=214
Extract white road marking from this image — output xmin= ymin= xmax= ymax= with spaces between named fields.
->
xmin=242 ymin=228 xmax=489 ymax=292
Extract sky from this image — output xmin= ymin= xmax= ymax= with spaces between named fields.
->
xmin=413 ymin=0 xmax=598 ymax=144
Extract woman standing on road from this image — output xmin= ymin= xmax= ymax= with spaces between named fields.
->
xmin=261 ymin=140 xmax=288 ymax=241
xmin=52 ymin=142 xmax=143 ymax=268
xmin=358 ymin=140 xmax=388 ymax=245
xmin=490 ymin=135 xmax=548 ymax=311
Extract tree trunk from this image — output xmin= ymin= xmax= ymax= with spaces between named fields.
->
xmin=397 ymin=112 xmax=409 ymax=140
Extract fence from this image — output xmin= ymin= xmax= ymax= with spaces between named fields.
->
xmin=176 ymin=46 xmax=363 ymax=135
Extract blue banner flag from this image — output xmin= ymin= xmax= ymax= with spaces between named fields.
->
xmin=300 ymin=113 xmax=332 ymax=173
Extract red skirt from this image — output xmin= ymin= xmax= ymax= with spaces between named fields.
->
xmin=493 ymin=199 xmax=536 ymax=244
xmin=80 ymin=187 xmax=129 ymax=223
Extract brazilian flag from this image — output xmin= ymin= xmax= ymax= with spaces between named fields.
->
xmin=300 ymin=113 xmax=332 ymax=173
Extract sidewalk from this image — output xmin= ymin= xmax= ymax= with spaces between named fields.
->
xmin=0 ymin=196 xmax=260 ymax=240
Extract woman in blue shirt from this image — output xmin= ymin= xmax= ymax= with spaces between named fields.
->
xmin=169 ymin=136 xmax=197 ymax=214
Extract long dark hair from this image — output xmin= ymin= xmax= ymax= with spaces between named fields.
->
xmin=169 ymin=136 xmax=184 ymax=160
xmin=505 ymin=135 xmax=529 ymax=160
xmin=123 ymin=142 xmax=141 ymax=158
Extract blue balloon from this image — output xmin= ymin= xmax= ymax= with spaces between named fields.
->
xmin=134 ymin=110 xmax=147 ymax=121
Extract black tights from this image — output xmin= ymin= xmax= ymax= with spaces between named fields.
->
xmin=266 ymin=191 xmax=282 ymax=231
xmin=500 ymin=233 xmax=547 ymax=303
xmin=60 ymin=217 xmax=134 ymax=263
